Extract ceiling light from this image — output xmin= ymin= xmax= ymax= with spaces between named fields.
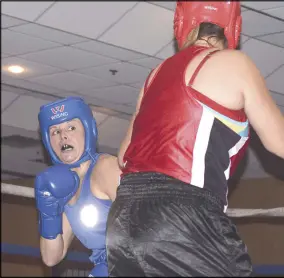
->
xmin=7 ymin=65 xmax=25 ymax=74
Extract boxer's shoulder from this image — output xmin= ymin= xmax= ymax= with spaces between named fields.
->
xmin=96 ymin=154 xmax=121 ymax=180
xmin=90 ymin=154 xmax=118 ymax=177
xmin=203 ymin=49 xmax=251 ymax=68
xmin=210 ymin=49 xmax=260 ymax=82
xmin=187 ymin=48 xmax=252 ymax=83
xmin=96 ymin=153 xmax=119 ymax=169
xmin=90 ymin=154 xmax=121 ymax=200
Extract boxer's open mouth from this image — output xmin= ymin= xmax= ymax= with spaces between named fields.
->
xmin=61 ymin=144 xmax=74 ymax=152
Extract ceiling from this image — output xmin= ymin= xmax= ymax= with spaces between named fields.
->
xmin=1 ymin=1 xmax=284 ymax=182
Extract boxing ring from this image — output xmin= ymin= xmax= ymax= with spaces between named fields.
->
xmin=1 ymin=183 xmax=284 ymax=276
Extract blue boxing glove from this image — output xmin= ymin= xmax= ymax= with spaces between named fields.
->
xmin=89 ymin=263 xmax=108 ymax=277
xmin=35 ymin=164 xmax=79 ymax=240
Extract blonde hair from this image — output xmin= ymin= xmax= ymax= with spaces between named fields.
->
xmin=180 ymin=23 xmax=228 ymax=50
xmin=180 ymin=26 xmax=200 ymax=50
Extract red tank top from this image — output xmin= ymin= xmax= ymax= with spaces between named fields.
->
xmin=122 ymin=46 xmax=250 ymax=207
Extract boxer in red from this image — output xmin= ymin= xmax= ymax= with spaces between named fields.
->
xmin=106 ymin=2 xmax=284 ymax=276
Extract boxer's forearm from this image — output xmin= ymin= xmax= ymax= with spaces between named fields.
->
xmin=40 ymin=234 xmax=65 ymax=267
xmin=39 ymin=213 xmax=74 ymax=267
xmin=118 ymin=115 xmax=135 ymax=168
xmin=118 ymin=86 xmax=146 ymax=168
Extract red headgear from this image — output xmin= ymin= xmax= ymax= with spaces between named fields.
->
xmin=174 ymin=1 xmax=242 ymax=49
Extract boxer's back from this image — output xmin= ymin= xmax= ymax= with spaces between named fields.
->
xmin=123 ymin=45 xmax=250 ymax=208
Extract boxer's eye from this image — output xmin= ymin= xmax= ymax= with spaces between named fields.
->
xmin=52 ymin=130 xmax=60 ymax=136
xmin=68 ymin=126 xmax=76 ymax=131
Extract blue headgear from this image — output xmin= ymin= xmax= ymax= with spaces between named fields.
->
xmin=38 ymin=97 xmax=98 ymax=167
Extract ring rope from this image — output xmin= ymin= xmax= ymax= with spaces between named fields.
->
xmin=1 ymin=183 xmax=283 ymax=217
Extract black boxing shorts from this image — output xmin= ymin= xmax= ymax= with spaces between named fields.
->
xmin=106 ymin=172 xmax=253 ymax=277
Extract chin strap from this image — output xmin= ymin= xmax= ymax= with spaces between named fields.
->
xmin=88 ymin=151 xmax=97 ymax=162
xmin=54 ymin=150 xmax=99 ymax=168
xmin=88 ymin=150 xmax=101 ymax=164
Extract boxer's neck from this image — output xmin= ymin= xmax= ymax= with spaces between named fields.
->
xmin=194 ymin=36 xmax=225 ymax=50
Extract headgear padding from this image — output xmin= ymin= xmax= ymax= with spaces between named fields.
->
xmin=174 ymin=1 xmax=242 ymax=49
xmin=38 ymin=97 xmax=98 ymax=167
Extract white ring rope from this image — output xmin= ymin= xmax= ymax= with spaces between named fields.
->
xmin=2 ymin=183 xmax=35 ymax=198
xmin=226 ymin=207 xmax=284 ymax=217
xmin=1 ymin=183 xmax=283 ymax=218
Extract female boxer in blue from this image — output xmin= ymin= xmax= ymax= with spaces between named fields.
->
xmin=35 ymin=97 xmax=121 ymax=277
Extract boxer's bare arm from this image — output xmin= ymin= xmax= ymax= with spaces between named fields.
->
xmin=235 ymin=51 xmax=284 ymax=158
xmin=118 ymin=88 xmax=144 ymax=168
xmin=190 ymin=49 xmax=284 ymax=158
xmin=117 ymin=64 xmax=163 ymax=168
xmin=91 ymin=154 xmax=121 ymax=201
xmin=40 ymin=212 xmax=74 ymax=266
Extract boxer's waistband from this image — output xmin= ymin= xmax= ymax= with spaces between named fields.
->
xmin=118 ymin=172 xmax=225 ymax=211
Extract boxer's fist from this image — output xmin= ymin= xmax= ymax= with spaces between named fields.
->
xmin=35 ymin=165 xmax=79 ymax=239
